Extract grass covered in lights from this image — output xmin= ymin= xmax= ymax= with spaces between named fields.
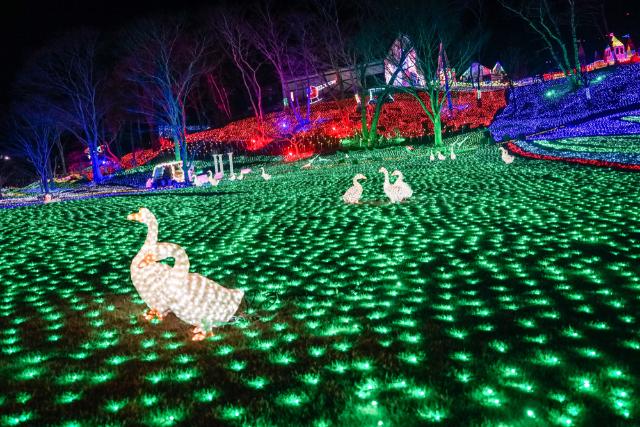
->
xmin=1 ymin=136 xmax=640 ymax=426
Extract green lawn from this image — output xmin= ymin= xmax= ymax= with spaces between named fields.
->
xmin=1 ymin=140 xmax=639 ymax=426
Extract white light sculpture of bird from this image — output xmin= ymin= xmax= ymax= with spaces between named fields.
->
xmin=499 ymin=146 xmax=515 ymax=164
xmin=379 ymin=167 xmax=402 ymax=203
xmin=429 ymin=150 xmax=435 ymax=161
xmin=437 ymin=151 xmax=446 ymax=161
xmin=129 ymin=208 xmax=244 ymax=341
xmin=342 ymin=173 xmax=367 ymax=204
xmin=450 ymin=145 xmax=456 ymax=160
xmin=209 ymin=171 xmax=223 ymax=186
xmin=391 ymin=170 xmax=413 ymax=202
xmin=261 ymin=167 xmax=272 ymax=181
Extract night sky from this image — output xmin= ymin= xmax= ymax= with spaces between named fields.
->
xmin=0 ymin=0 xmax=638 ymax=108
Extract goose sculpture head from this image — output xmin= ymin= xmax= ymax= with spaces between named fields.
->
xmin=354 ymin=173 xmax=367 ymax=182
xmin=127 ymin=207 xmax=154 ymax=224
xmin=391 ymin=170 xmax=404 ymax=180
xmin=128 ymin=207 xmax=158 ymax=246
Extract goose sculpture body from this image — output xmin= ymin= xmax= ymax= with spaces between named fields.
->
xmin=429 ymin=150 xmax=435 ymax=161
xmin=450 ymin=146 xmax=456 ymax=160
xmin=379 ymin=167 xmax=402 ymax=203
xmin=391 ymin=170 xmax=413 ymax=202
xmin=128 ymin=208 xmax=244 ymax=340
xmin=437 ymin=151 xmax=446 ymax=161
xmin=499 ymin=146 xmax=515 ymax=164
xmin=342 ymin=173 xmax=367 ymax=204
xmin=128 ymin=208 xmax=174 ymax=320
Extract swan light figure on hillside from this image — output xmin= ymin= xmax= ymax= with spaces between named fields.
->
xmin=450 ymin=145 xmax=456 ymax=160
xmin=128 ymin=208 xmax=245 ymax=340
xmin=379 ymin=167 xmax=402 ymax=203
xmin=261 ymin=167 xmax=272 ymax=181
xmin=343 ymin=173 xmax=367 ymax=204
xmin=499 ymin=146 xmax=515 ymax=164
xmin=391 ymin=170 xmax=413 ymax=202
xmin=429 ymin=150 xmax=435 ymax=161
xmin=437 ymin=151 xmax=446 ymax=161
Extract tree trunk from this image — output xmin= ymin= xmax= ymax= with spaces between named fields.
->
xmin=433 ymin=114 xmax=443 ymax=148
xmin=41 ymin=174 xmax=50 ymax=194
xmin=88 ymin=143 xmax=103 ymax=183
xmin=360 ymin=92 xmax=369 ymax=146
xmin=56 ymin=139 xmax=67 ymax=176
xmin=174 ymin=135 xmax=181 ymax=162
xmin=368 ymin=94 xmax=386 ymax=147
xmin=180 ymin=138 xmax=191 ymax=187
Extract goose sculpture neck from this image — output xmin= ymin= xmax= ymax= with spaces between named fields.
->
xmin=379 ymin=167 xmax=390 ymax=183
xmin=144 ymin=215 xmax=159 ymax=246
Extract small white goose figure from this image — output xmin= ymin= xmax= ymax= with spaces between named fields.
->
xmin=208 ymin=171 xmax=221 ymax=186
xmin=499 ymin=146 xmax=515 ymax=164
xmin=437 ymin=151 xmax=446 ymax=161
xmin=342 ymin=173 xmax=367 ymax=204
xmin=450 ymin=145 xmax=456 ymax=160
xmin=429 ymin=150 xmax=435 ymax=161
xmin=237 ymin=168 xmax=251 ymax=181
xmin=379 ymin=167 xmax=402 ymax=203
xmin=261 ymin=167 xmax=272 ymax=181
xmin=391 ymin=170 xmax=413 ymax=202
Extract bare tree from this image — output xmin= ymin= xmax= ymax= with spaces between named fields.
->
xmin=123 ymin=17 xmax=214 ymax=184
xmin=206 ymin=73 xmax=233 ymax=121
xmin=248 ymin=1 xmax=294 ymax=108
xmin=19 ymin=31 xmax=110 ymax=183
xmin=309 ymin=0 xmax=360 ymax=100
xmin=392 ymin=0 xmax=481 ymax=148
xmin=9 ymin=105 xmax=60 ymax=194
xmin=215 ymin=8 xmax=267 ymax=134
xmin=499 ymin=0 xmax=590 ymax=89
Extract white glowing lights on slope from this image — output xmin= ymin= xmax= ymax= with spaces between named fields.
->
xmin=343 ymin=174 xmax=367 ymax=204
xmin=128 ymin=208 xmax=244 ymax=340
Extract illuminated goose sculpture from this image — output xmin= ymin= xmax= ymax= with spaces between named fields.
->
xmin=128 ymin=208 xmax=244 ymax=340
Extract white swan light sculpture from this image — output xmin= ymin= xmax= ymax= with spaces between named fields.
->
xmin=499 ymin=146 xmax=515 ymax=164
xmin=379 ymin=167 xmax=402 ymax=203
xmin=128 ymin=208 xmax=244 ymax=340
xmin=391 ymin=170 xmax=413 ymax=202
xmin=343 ymin=173 xmax=367 ymax=204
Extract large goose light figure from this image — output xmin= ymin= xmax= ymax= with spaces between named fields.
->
xmin=127 ymin=208 xmax=174 ymax=321
xmin=128 ymin=208 xmax=244 ymax=340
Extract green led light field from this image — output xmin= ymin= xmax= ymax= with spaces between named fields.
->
xmin=1 ymin=141 xmax=639 ymax=426
xmin=533 ymin=135 xmax=640 ymax=154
